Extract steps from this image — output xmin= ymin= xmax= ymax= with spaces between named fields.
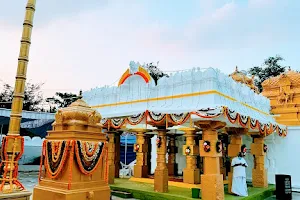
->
xmin=111 ymin=190 xmax=133 ymax=199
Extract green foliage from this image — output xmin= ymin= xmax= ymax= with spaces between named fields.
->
xmin=144 ymin=62 xmax=169 ymax=85
xmin=248 ymin=55 xmax=287 ymax=93
xmin=0 ymin=82 xmax=44 ymax=111
xmin=46 ymin=92 xmax=80 ymax=113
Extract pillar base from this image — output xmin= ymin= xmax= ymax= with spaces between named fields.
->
xmin=201 ymin=174 xmax=224 ymax=200
xmin=252 ymin=169 xmax=268 ymax=188
xmin=0 ymin=191 xmax=31 ymax=200
xmin=134 ymin=165 xmax=148 ymax=178
xmin=154 ymin=168 xmax=168 ymax=193
xmin=33 ymin=185 xmax=110 ymax=200
xmin=183 ymin=168 xmax=200 ymax=184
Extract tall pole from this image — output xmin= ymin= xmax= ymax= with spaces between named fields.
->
xmin=1 ymin=0 xmax=36 ymax=193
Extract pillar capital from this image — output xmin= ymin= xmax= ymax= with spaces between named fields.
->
xmin=195 ymin=120 xmax=226 ymax=131
xmin=225 ymin=127 xmax=249 ymax=135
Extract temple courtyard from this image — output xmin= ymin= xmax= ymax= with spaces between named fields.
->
xmin=18 ymin=168 xmax=300 ymax=200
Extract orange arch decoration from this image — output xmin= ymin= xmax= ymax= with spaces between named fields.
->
xmin=118 ymin=66 xmax=152 ymax=86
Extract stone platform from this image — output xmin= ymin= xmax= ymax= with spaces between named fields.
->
xmin=110 ymin=178 xmax=276 ymax=200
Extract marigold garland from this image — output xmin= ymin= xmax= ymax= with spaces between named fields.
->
xmin=75 ymin=140 xmax=105 ymax=175
xmin=44 ymin=140 xmax=70 ymax=179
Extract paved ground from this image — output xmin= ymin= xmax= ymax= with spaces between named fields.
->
xmin=19 ymin=171 xmax=134 ymax=200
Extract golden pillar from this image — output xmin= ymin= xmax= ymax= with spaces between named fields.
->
xmin=33 ymin=99 xmax=110 ymax=200
xmin=106 ymin=131 xmax=116 ymax=184
xmin=180 ymin=128 xmax=200 ymax=184
xmin=227 ymin=134 xmax=243 ymax=194
xmin=132 ymin=129 xmax=149 ymax=178
xmin=197 ymin=121 xmax=226 ymax=200
xmin=0 ymin=0 xmax=36 ymax=195
xmin=167 ymin=134 xmax=178 ymax=176
xmin=154 ymin=129 xmax=168 ymax=193
xmin=251 ymin=137 xmax=268 ymax=188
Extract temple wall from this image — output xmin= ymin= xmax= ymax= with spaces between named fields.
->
xmin=243 ymin=128 xmax=300 ymax=189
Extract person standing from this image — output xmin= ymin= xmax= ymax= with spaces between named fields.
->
xmin=231 ymin=145 xmax=248 ymax=197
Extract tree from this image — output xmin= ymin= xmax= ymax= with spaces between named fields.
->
xmin=144 ymin=62 xmax=169 ymax=85
xmin=46 ymin=92 xmax=80 ymax=113
xmin=0 ymin=82 xmax=44 ymax=111
xmin=248 ymin=55 xmax=287 ymax=92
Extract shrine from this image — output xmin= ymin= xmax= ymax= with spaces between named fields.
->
xmin=83 ymin=62 xmax=287 ymax=199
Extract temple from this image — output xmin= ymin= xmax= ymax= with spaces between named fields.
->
xmin=83 ymin=61 xmax=289 ymax=199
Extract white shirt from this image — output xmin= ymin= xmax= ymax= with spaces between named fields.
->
xmin=231 ymin=157 xmax=248 ymax=178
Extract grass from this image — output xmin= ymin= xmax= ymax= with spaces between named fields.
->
xmin=110 ymin=179 xmax=275 ymax=200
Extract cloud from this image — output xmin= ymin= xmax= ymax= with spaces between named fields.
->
xmin=0 ymin=1 xmax=299 ymax=98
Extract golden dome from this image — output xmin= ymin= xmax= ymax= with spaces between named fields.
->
xmin=262 ymin=68 xmax=300 ymax=89
xmin=229 ymin=66 xmax=258 ymax=93
xmin=53 ymin=98 xmax=102 ymax=127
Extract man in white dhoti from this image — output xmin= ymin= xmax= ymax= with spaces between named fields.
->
xmin=231 ymin=145 xmax=248 ymax=197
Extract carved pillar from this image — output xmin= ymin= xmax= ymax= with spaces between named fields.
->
xmin=251 ymin=137 xmax=268 ymax=188
xmin=167 ymin=134 xmax=178 ymax=176
xmin=180 ymin=128 xmax=200 ymax=184
xmin=107 ymin=131 xmax=116 ymax=184
xmin=227 ymin=134 xmax=242 ymax=194
xmin=197 ymin=121 xmax=226 ymax=200
xmin=133 ymin=129 xmax=149 ymax=178
xmin=114 ymin=132 xmax=121 ymax=178
xmin=154 ymin=130 xmax=168 ymax=193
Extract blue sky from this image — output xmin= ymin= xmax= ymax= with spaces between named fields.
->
xmin=0 ymin=0 xmax=299 ymax=97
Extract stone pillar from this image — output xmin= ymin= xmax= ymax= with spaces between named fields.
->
xmin=167 ymin=135 xmax=178 ymax=176
xmin=180 ymin=128 xmax=200 ymax=184
xmin=133 ymin=129 xmax=149 ymax=178
xmin=227 ymin=134 xmax=242 ymax=194
xmin=154 ymin=130 xmax=168 ymax=193
xmin=197 ymin=121 xmax=226 ymax=200
xmin=251 ymin=137 xmax=268 ymax=188
xmin=114 ymin=132 xmax=121 ymax=178
xmin=107 ymin=131 xmax=116 ymax=184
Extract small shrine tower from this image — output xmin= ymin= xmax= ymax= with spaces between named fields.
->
xmin=229 ymin=66 xmax=259 ymax=93
xmin=262 ymin=68 xmax=300 ymax=125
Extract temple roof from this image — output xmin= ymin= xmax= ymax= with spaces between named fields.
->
xmin=262 ymin=68 xmax=300 ymax=88
xmin=229 ymin=66 xmax=258 ymax=93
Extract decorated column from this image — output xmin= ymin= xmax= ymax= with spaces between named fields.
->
xmin=106 ymin=130 xmax=117 ymax=184
xmin=251 ymin=137 xmax=268 ymax=188
xmin=180 ymin=127 xmax=200 ymax=184
xmin=132 ymin=129 xmax=149 ymax=178
xmin=167 ymin=134 xmax=178 ymax=176
xmin=196 ymin=121 xmax=226 ymax=200
xmin=154 ymin=129 xmax=168 ymax=193
xmin=33 ymin=99 xmax=110 ymax=200
xmin=227 ymin=133 xmax=243 ymax=194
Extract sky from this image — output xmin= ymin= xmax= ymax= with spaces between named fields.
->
xmin=0 ymin=0 xmax=300 ymax=97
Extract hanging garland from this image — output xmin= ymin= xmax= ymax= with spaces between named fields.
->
xmin=110 ymin=118 xmax=126 ymax=129
xmin=192 ymin=107 xmax=223 ymax=118
xmin=148 ymin=111 xmax=166 ymax=124
xmin=185 ymin=146 xmax=191 ymax=155
xmin=259 ymin=123 xmax=266 ymax=135
xmin=44 ymin=140 xmax=70 ymax=179
xmin=127 ymin=112 xmax=146 ymax=125
xmin=238 ymin=114 xmax=249 ymax=128
xmin=225 ymin=108 xmax=238 ymax=123
xmin=250 ymin=118 xmax=258 ymax=129
xmin=100 ymin=118 xmax=109 ymax=126
xmin=216 ymin=140 xmax=223 ymax=153
xmin=75 ymin=140 xmax=105 ymax=175
xmin=203 ymin=141 xmax=211 ymax=152
xmin=169 ymin=113 xmax=190 ymax=125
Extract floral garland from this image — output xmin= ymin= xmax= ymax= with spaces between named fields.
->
xmin=250 ymin=118 xmax=258 ymax=129
xmin=203 ymin=141 xmax=211 ymax=152
xmin=185 ymin=146 xmax=191 ymax=155
xmin=259 ymin=123 xmax=266 ymax=135
xmin=238 ymin=114 xmax=249 ymax=127
xmin=169 ymin=113 xmax=190 ymax=125
xmin=75 ymin=140 xmax=105 ymax=175
xmin=100 ymin=118 xmax=109 ymax=126
xmin=0 ymin=136 xmax=25 ymax=191
xmin=148 ymin=111 xmax=166 ymax=124
xmin=110 ymin=118 xmax=126 ymax=129
xmin=128 ymin=112 xmax=146 ymax=125
xmin=216 ymin=140 xmax=223 ymax=153
xmin=225 ymin=108 xmax=238 ymax=123
xmin=44 ymin=140 xmax=70 ymax=179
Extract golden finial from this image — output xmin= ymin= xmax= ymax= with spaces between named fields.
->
xmin=79 ymin=90 xmax=83 ymax=99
